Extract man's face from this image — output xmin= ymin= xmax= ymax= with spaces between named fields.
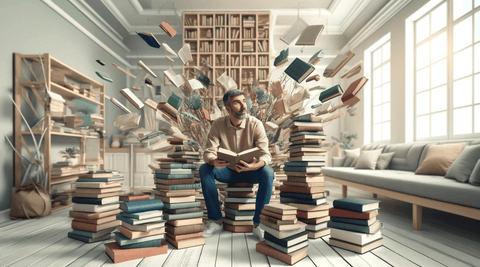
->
xmin=228 ymin=94 xmax=247 ymax=120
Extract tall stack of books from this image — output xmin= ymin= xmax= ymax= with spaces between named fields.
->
xmin=271 ymin=154 xmax=288 ymax=204
xmin=257 ymin=204 xmax=308 ymax=265
xmin=223 ymin=182 xmax=257 ymax=233
xmin=153 ymin=150 xmax=205 ymax=249
xmin=106 ymin=197 xmax=167 ymax=263
xmin=328 ymin=198 xmax=383 ymax=254
xmin=281 ymin=113 xmax=330 ymax=239
xmin=68 ymin=170 xmax=123 ymax=243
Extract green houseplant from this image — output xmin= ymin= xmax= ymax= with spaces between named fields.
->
xmin=332 ymin=131 xmax=358 ymax=150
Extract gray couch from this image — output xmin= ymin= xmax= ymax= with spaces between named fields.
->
xmin=322 ymin=140 xmax=480 ymax=230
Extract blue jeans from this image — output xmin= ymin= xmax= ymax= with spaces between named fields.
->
xmin=199 ymin=163 xmax=275 ymax=225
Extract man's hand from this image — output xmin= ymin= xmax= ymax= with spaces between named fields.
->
xmin=209 ymin=158 xmax=230 ymax=169
xmin=235 ymin=157 xmax=262 ymax=173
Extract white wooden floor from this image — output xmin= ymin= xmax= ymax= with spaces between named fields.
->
xmin=1 ymin=182 xmax=480 ymax=267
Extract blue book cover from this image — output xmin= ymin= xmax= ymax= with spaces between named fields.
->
xmin=284 ymin=58 xmax=314 ymax=83
xmin=136 ymin=31 xmax=160 ymax=48
xmin=274 ymin=48 xmax=289 ymax=66
xmin=327 ymin=220 xmax=381 ymax=234
xmin=290 ymin=131 xmax=325 ymax=137
xmin=280 ymin=192 xmax=325 ymax=200
xmin=163 ymin=211 xmax=203 ymax=220
xmin=264 ymin=231 xmax=308 ymax=248
xmin=224 ymin=207 xmax=255 ymax=216
xmin=292 ymin=117 xmax=312 ymax=122
xmin=330 ymin=217 xmax=372 ymax=226
xmin=167 ymin=154 xmax=200 ymax=159
xmin=120 ymin=239 xmax=162 ymax=249
xmin=332 ymin=198 xmax=380 ymax=212
xmin=280 ymin=197 xmax=326 ymax=205
xmin=163 ymin=201 xmax=201 ymax=210
xmin=282 ymin=166 xmax=323 ymax=173
xmin=284 ymin=162 xmax=324 ymax=167
xmin=155 ymin=173 xmax=194 ymax=179
xmin=160 ymin=183 xmax=201 ymax=190
xmin=120 ymin=199 xmax=164 ymax=214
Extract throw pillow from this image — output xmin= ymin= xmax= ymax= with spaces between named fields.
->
xmin=468 ymin=159 xmax=480 ymax=186
xmin=445 ymin=144 xmax=480 ymax=182
xmin=415 ymin=143 xmax=467 ymax=176
xmin=343 ymin=148 xmax=360 ymax=167
xmin=376 ymin=152 xmax=395 ymax=170
xmin=355 ymin=149 xmax=383 ymax=170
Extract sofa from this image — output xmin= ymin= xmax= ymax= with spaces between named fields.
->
xmin=322 ymin=139 xmax=480 ymax=230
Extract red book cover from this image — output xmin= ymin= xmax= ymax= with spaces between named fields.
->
xmin=328 ymin=208 xmax=378 ymax=220
xmin=105 ymin=241 xmax=167 ymax=263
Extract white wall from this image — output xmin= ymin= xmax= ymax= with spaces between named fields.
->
xmin=0 ymin=0 xmax=127 ymax=211
xmin=342 ymin=0 xmax=430 ymax=148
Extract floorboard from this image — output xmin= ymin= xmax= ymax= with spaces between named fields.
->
xmin=215 ymin=231 xmax=232 ymax=267
xmin=66 ymin=241 xmax=107 ymax=267
xmin=322 ymin=235 xmax=375 ymax=267
xmin=197 ymin=232 xmax=221 ymax=267
xmin=245 ymin=234 xmax=269 ymax=267
xmin=309 ymin=238 xmax=350 ymax=267
xmin=232 ymin=233 xmax=250 ymax=267
xmin=371 ymin=247 xmax=419 ymax=267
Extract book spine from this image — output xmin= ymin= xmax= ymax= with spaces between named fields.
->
xmin=263 ymin=231 xmax=288 ymax=247
xmin=156 ymin=174 xmax=194 ymax=179
xmin=280 ymin=192 xmax=317 ymax=200
xmin=76 ymin=178 xmax=110 ymax=182
xmin=120 ymin=239 xmax=162 ymax=249
xmin=264 ymin=240 xmax=289 ymax=254
xmin=164 ymin=211 xmax=203 ymax=220
xmin=328 ymin=208 xmax=373 ymax=220
xmin=330 ymin=217 xmax=370 ymax=226
xmin=280 ymin=197 xmax=320 ymax=205
xmin=332 ymin=200 xmax=363 ymax=212
xmin=279 ymin=185 xmax=315 ymax=194
xmin=122 ymin=200 xmax=164 ymax=213
xmin=163 ymin=202 xmax=201 ymax=209
xmin=327 ymin=221 xmax=374 ymax=234
xmin=163 ymin=183 xmax=201 ymax=190
xmin=224 ymin=207 xmax=255 ymax=216
xmin=282 ymin=166 xmax=310 ymax=172
xmin=72 ymin=197 xmax=102 ymax=205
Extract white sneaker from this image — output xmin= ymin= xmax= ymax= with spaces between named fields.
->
xmin=203 ymin=220 xmax=223 ymax=237
xmin=253 ymin=225 xmax=264 ymax=241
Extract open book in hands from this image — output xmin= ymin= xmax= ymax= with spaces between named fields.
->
xmin=217 ymin=147 xmax=261 ymax=171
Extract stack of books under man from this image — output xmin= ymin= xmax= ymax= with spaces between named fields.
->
xmin=257 ymin=203 xmax=308 ymax=265
xmin=68 ymin=170 xmax=124 ymax=243
xmin=105 ymin=197 xmax=167 ymax=263
xmin=281 ymin=113 xmax=330 ymax=239
xmin=223 ymin=182 xmax=257 ymax=233
xmin=327 ymin=198 xmax=383 ymax=254
xmin=153 ymin=153 xmax=205 ymax=249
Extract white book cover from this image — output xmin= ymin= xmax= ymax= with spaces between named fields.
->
xmin=164 ymin=68 xmax=186 ymax=87
xmin=121 ymin=210 xmax=163 ymax=220
xmin=178 ymin=43 xmax=193 ymax=65
xmin=122 ymin=221 xmax=165 ymax=232
xmin=121 ymin=88 xmax=144 ymax=109
xmin=330 ymin=228 xmax=382 ymax=246
xmin=162 ymin=43 xmax=177 ymax=56
xmin=305 ymin=221 xmax=328 ymax=231
xmin=72 ymin=203 xmax=120 ymax=213
xmin=75 ymin=181 xmax=122 ymax=189
xmin=137 ymin=60 xmax=157 ymax=78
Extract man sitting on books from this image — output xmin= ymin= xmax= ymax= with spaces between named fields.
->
xmin=200 ymin=89 xmax=274 ymax=240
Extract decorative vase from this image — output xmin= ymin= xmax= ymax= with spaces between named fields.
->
xmin=111 ymin=135 xmax=121 ymax=148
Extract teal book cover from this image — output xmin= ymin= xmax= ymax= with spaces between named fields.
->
xmin=167 ymin=93 xmax=183 ymax=110
xmin=120 ymin=199 xmax=164 ymax=214
xmin=155 ymin=173 xmax=194 ymax=179
xmin=327 ymin=220 xmax=380 ymax=234
xmin=163 ymin=210 xmax=203 ymax=220
xmin=120 ymin=239 xmax=163 ymax=249
xmin=274 ymin=48 xmax=289 ymax=66
xmin=330 ymin=216 xmax=372 ymax=226
xmin=290 ymin=131 xmax=325 ymax=137
xmin=332 ymin=198 xmax=380 ymax=212
xmin=163 ymin=201 xmax=201 ymax=210
xmin=162 ymin=183 xmax=201 ymax=190
xmin=309 ymin=49 xmax=324 ymax=63
xmin=136 ymin=31 xmax=160 ymax=48
xmin=319 ymin=84 xmax=343 ymax=103
xmin=284 ymin=58 xmax=314 ymax=83
xmin=160 ymin=163 xmax=197 ymax=169
xmin=224 ymin=207 xmax=255 ymax=216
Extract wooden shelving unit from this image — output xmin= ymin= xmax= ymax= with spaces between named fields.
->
xmin=14 ymin=53 xmax=106 ymax=212
xmin=183 ymin=11 xmax=271 ymax=101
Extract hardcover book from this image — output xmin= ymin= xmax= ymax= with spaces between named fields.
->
xmin=324 ymin=51 xmax=355 ymax=78
xmin=264 ymin=231 xmax=308 ymax=248
xmin=332 ymin=198 xmax=380 ymax=212
xmin=274 ymin=48 xmax=289 ymax=67
xmin=70 ymin=227 xmax=116 ymax=238
xmin=159 ymin=21 xmax=177 ymax=37
xmin=120 ymin=199 xmax=164 ymax=214
xmin=118 ymin=225 xmax=165 ymax=240
xmin=330 ymin=228 xmax=382 ymax=246
xmin=166 ymin=236 xmax=205 ymax=249
xmin=279 ymin=196 xmax=327 ymax=206
xmin=72 ymin=196 xmax=119 ymax=205
xmin=329 ymin=237 xmax=383 ymax=254
xmin=265 ymin=239 xmax=309 ymax=254
xmin=68 ymin=232 xmax=111 ymax=243
xmin=295 ymin=25 xmax=324 ymax=46
xmin=256 ymin=241 xmax=308 ymax=265
xmin=119 ymin=194 xmax=150 ymax=202
xmin=309 ymin=49 xmax=325 ymax=65
xmin=105 ymin=241 xmax=168 ymax=263
xmin=136 ymin=30 xmax=161 ymax=48
xmin=121 ymin=210 xmax=163 ymax=220
xmin=163 ymin=201 xmax=201 ymax=210
xmin=319 ymin=84 xmax=343 ymax=103
xmin=223 ymin=223 xmax=253 ymax=233
xmin=114 ymin=231 xmax=164 ymax=246
xmin=327 ymin=220 xmax=382 ymax=234
xmin=163 ymin=211 xmax=203 ymax=221
xmin=330 ymin=216 xmax=377 ymax=226
xmin=329 ymin=208 xmax=378 ymax=220
xmin=120 ymin=88 xmax=144 ymax=110
xmin=122 ymin=221 xmax=165 ymax=232
xmin=72 ymin=203 xmax=120 ymax=213
xmin=71 ymin=220 xmax=120 ymax=233
xmin=217 ymin=147 xmax=261 ymax=170
xmin=341 ymin=76 xmax=369 ymax=102
xmin=69 ymin=209 xmax=121 ymax=220
xmin=284 ymin=58 xmax=315 ymax=83
xmin=280 ymin=18 xmax=309 ymax=45
xmin=263 ymin=203 xmax=297 ymax=215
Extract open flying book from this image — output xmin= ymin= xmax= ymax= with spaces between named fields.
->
xmin=178 ymin=43 xmax=193 ymax=65
xmin=280 ymin=18 xmax=309 ymax=45
xmin=164 ymin=68 xmax=186 ymax=87
xmin=138 ymin=60 xmax=157 ymax=78
xmin=217 ymin=72 xmax=238 ymax=90
xmin=341 ymin=61 xmax=363 ymax=79
xmin=183 ymin=78 xmax=205 ymax=95
xmin=217 ymin=147 xmax=261 ymax=170
xmin=136 ymin=31 xmax=161 ymax=48
xmin=120 ymin=88 xmax=144 ymax=110
xmin=324 ymin=51 xmax=355 ymax=78
xmin=295 ymin=25 xmax=324 ymax=46
xmin=309 ymin=49 xmax=325 ymax=65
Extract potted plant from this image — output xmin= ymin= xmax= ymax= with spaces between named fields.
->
xmin=332 ymin=131 xmax=358 ymax=151
xmin=59 ymin=147 xmax=83 ymax=165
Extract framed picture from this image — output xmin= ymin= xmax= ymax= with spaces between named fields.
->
xmin=164 ymin=74 xmax=173 ymax=86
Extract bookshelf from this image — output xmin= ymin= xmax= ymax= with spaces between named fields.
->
xmin=183 ymin=11 xmax=271 ymax=101
xmin=14 ymin=53 xmax=106 ymax=212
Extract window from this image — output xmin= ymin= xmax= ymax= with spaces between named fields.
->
xmin=413 ymin=0 xmax=480 ymax=140
xmin=371 ymin=41 xmax=391 ymax=142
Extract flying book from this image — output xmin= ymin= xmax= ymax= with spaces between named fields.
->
xmin=319 ymin=84 xmax=343 ymax=103
xmin=96 ymin=59 xmax=105 ymax=66
xmin=136 ymin=30 xmax=161 ymax=48
xmin=159 ymin=21 xmax=177 ymax=37
xmin=162 ymin=43 xmax=177 ymax=56
xmin=194 ymin=67 xmax=211 ymax=87
xmin=217 ymin=72 xmax=238 ymax=90
xmin=166 ymin=55 xmax=174 ymax=63
xmin=341 ymin=76 xmax=368 ymax=102
xmin=217 ymin=147 xmax=261 ymax=170
xmin=280 ymin=18 xmax=309 ymax=45
xmin=324 ymin=51 xmax=355 ymax=78
xmin=284 ymin=58 xmax=315 ymax=83
xmin=309 ymin=50 xmax=325 ymax=66
xmin=95 ymin=70 xmax=112 ymax=83
xmin=341 ymin=60 xmax=363 ymax=79
xmin=112 ymin=63 xmax=136 ymax=78
xmin=167 ymin=93 xmax=183 ymax=110
xmin=178 ymin=43 xmax=193 ymax=65
xmin=306 ymin=74 xmax=320 ymax=82
xmin=295 ymin=25 xmax=324 ymax=46
xmin=274 ymin=48 xmax=289 ymax=67
xmin=164 ymin=68 xmax=186 ymax=87
xmin=120 ymin=88 xmax=144 ymax=110
xmin=144 ymin=99 xmax=158 ymax=111
xmin=137 ymin=60 xmax=157 ymax=78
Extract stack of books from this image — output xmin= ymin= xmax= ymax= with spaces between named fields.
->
xmin=153 ymin=149 xmax=205 ymax=249
xmin=271 ymin=154 xmax=288 ymax=204
xmin=68 ymin=170 xmax=124 ymax=243
xmin=106 ymin=198 xmax=167 ymax=263
xmin=223 ymin=182 xmax=257 ymax=233
xmin=328 ymin=198 xmax=383 ymax=254
xmin=281 ymin=114 xmax=330 ymax=239
xmin=257 ymin=204 xmax=308 ymax=265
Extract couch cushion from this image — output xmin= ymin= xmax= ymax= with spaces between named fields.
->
xmin=415 ymin=143 xmax=467 ymax=176
xmin=376 ymin=152 xmax=395 ymax=170
xmin=469 ymin=159 xmax=480 ymax=186
xmin=322 ymin=167 xmax=480 ymax=209
xmin=343 ymin=148 xmax=360 ymax=167
xmin=445 ymin=144 xmax=480 ymax=182
xmin=355 ymin=149 xmax=382 ymax=170
xmin=383 ymin=143 xmax=426 ymax=172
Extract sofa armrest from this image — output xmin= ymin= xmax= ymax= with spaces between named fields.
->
xmin=332 ymin=157 xmax=346 ymax=167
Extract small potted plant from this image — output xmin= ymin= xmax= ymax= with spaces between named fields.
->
xmin=59 ymin=147 xmax=83 ymax=165
xmin=332 ymin=131 xmax=358 ymax=150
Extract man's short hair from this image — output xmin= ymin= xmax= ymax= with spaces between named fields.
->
xmin=223 ymin=89 xmax=245 ymax=107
